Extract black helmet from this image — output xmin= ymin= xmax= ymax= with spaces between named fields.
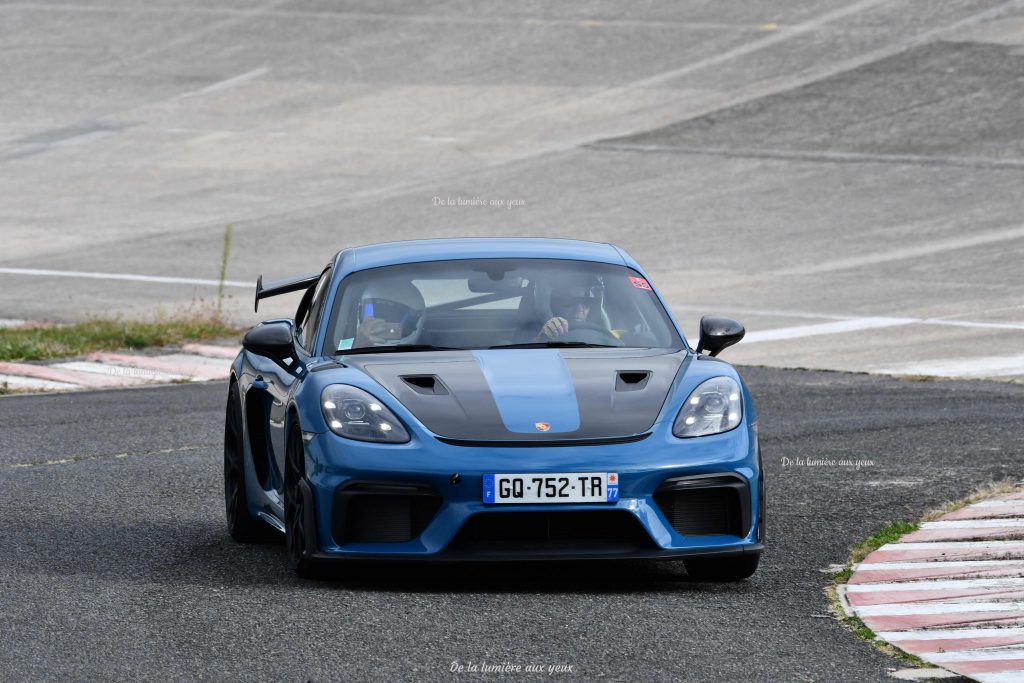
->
xmin=550 ymin=281 xmax=601 ymax=316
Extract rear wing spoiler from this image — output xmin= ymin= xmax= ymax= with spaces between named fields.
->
xmin=254 ymin=271 xmax=320 ymax=312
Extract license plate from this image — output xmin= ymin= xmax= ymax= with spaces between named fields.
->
xmin=482 ymin=473 xmax=619 ymax=504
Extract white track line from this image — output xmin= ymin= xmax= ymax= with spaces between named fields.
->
xmin=154 ymin=353 xmax=234 ymax=370
xmin=173 ymin=66 xmax=269 ymax=100
xmin=856 ymin=602 xmax=1024 ymax=617
xmin=974 ymin=673 xmax=1024 ymax=683
xmin=878 ymin=628 xmax=1024 ymax=641
xmin=53 ymin=361 xmax=191 ymax=383
xmin=742 ymin=317 xmax=916 ymax=343
xmin=922 ymin=520 xmax=1024 ymax=529
xmin=930 ymin=320 xmax=1024 ymax=332
xmin=0 ymin=374 xmax=80 ymax=391
xmin=928 ymin=649 xmax=1024 ymax=663
xmin=0 ymin=267 xmax=250 ymax=288
xmin=877 ymin=542 xmax=1024 ymax=551
xmin=847 ymin=578 xmax=1024 ymax=593
xmin=874 ymin=355 xmax=1024 ymax=378
xmin=856 ymin=560 xmax=1024 ymax=570
xmin=675 ymin=308 xmax=1024 ymax=345
xmin=777 ymin=225 xmax=1024 ymax=276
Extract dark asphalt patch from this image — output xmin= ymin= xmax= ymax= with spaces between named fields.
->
xmin=603 ymin=41 xmax=1024 ymax=161
xmin=1 ymin=369 xmax=1022 ymax=680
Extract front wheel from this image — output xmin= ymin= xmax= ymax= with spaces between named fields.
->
xmin=224 ymin=383 xmax=275 ymax=543
xmin=684 ymin=554 xmax=760 ymax=581
xmin=284 ymin=418 xmax=325 ymax=579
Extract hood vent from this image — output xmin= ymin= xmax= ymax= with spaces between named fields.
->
xmin=401 ymin=374 xmax=449 ymax=395
xmin=615 ymin=371 xmax=651 ymax=392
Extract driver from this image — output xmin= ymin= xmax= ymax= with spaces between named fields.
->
xmin=536 ymin=283 xmax=603 ymax=341
xmin=341 ymin=280 xmax=425 ymax=349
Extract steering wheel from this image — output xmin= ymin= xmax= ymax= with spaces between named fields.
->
xmin=564 ymin=319 xmax=623 ymax=346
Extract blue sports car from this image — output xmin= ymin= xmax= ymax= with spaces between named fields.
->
xmin=225 ymin=238 xmax=763 ymax=579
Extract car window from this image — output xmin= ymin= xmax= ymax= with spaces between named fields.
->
xmin=297 ymin=269 xmax=331 ymax=352
xmin=413 ymin=278 xmax=525 ymax=310
xmin=324 ymin=259 xmax=683 ymax=352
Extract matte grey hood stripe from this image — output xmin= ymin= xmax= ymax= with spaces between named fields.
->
xmin=350 ymin=349 xmax=685 ymax=441
xmin=472 ymin=349 xmax=580 ymax=434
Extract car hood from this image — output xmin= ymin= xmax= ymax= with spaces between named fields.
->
xmin=344 ymin=348 xmax=687 ymax=442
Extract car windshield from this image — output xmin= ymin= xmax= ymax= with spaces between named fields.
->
xmin=324 ymin=258 xmax=684 ymax=353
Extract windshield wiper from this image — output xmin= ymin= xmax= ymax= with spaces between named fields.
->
xmin=338 ymin=344 xmax=461 ymax=355
xmin=487 ymin=341 xmax=617 ymax=349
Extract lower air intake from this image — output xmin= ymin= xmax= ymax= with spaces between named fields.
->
xmin=447 ymin=510 xmax=656 ymax=556
xmin=654 ymin=476 xmax=748 ymax=537
xmin=332 ymin=483 xmax=441 ymax=544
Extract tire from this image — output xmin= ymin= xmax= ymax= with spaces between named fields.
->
xmin=224 ymin=382 xmax=275 ymax=543
xmin=684 ymin=554 xmax=760 ymax=581
xmin=284 ymin=417 xmax=325 ymax=579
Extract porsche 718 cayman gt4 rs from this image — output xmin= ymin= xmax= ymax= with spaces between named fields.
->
xmin=224 ymin=238 xmax=763 ymax=579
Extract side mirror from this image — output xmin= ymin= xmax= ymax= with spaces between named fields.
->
xmin=243 ymin=320 xmax=296 ymax=369
xmin=696 ymin=316 xmax=745 ymax=357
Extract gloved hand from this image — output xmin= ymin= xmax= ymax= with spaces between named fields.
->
xmin=539 ymin=316 xmax=569 ymax=340
xmin=354 ymin=317 xmax=402 ymax=346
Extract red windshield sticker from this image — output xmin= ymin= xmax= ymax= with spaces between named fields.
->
xmin=629 ymin=276 xmax=652 ymax=291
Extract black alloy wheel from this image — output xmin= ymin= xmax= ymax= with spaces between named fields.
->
xmin=284 ymin=418 xmax=324 ymax=578
xmin=224 ymin=383 xmax=274 ymax=542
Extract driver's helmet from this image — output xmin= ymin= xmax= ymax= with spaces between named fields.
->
xmin=358 ymin=279 xmax=425 ymax=337
xmin=552 ymin=272 xmax=606 ymax=323
xmin=552 ymin=282 xmax=598 ymax=321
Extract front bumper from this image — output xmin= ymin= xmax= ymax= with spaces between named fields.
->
xmin=300 ymin=423 xmax=763 ymax=561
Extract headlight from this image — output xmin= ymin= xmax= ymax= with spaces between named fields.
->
xmin=672 ymin=377 xmax=743 ymax=438
xmin=321 ymin=385 xmax=410 ymax=443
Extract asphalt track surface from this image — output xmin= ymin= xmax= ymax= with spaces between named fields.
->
xmin=1 ymin=0 xmax=1023 ymax=377
xmin=2 ymin=2 xmax=1024 ymax=681
xmin=2 ymin=368 xmax=1022 ymax=681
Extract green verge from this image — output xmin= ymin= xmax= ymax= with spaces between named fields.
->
xmin=0 ymin=314 xmax=242 ymax=363
xmin=827 ymin=520 xmax=927 ymax=668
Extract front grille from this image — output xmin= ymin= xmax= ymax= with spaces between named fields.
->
xmin=332 ymin=483 xmax=441 ymax=544
xmin=447 ymin=510 xmax=655 ymax=556
xmin=434 ymin=433 xmax=650 ymax=448
xmin=654 ymin=475 xmax=748 ymax=537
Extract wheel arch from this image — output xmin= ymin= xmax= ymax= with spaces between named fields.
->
xmin=286 ymin=403 xmax=311 ymax=476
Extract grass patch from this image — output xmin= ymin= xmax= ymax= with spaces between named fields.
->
xmin=827 ymin=519 xmax=925 ymax=668
xmin=0 ymin=312 xmax=242 ymax=362
xmin=848 ymin=520 xmax=920 ymax=564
